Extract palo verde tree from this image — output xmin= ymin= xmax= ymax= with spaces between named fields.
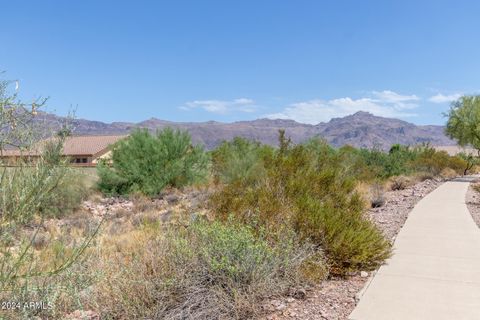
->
xmin=0 ymin=76 xmax=97 ymax=301
xmin=97 ymin=128 xmax=210 ymax=196
xmin=445 ymin=95 xmax=480 ymax=174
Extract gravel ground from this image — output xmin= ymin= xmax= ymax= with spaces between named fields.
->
xmin=262 ymin=178 xmax=444 ymax=320
xmin=466 ymin=181 xmax=480 ymax=228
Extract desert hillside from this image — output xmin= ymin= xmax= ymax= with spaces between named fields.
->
xmin=38 ymin=111 xmax=454 ymax=150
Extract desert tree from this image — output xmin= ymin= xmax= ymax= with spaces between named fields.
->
xmin=445 ymin=95 xmax=480 ymax=174
xmin=97 ymin=128 xmax=210 ymax=196
xmin=0 ymin=76 xmax=97 ymax=306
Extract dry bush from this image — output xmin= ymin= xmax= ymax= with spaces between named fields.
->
xmin=111 ymin=207 xmax=131 ymax=219
xmin=88 ymin=192 xmax=104 ymax=204
xmin=473 ymin=183 xmax=480 ymax=194
xmin=62 ymin=210 xmax=98 ymax=236
xmin=131 ymin=192 xmax=159 ymax=212
xmin=85 ymin=220 xmax=317 ymax=320
xmin=31 ymin=231 xmax=50 ymax=250
xmin=414 ymin=171 xmax=435 ymax=182
xmin=355 ymin=182 xmax=373 ymax=209
xmin=131 ymin=210 xmax=161 ymax=227
xmin=370 ymin=183 xmax=386 ymax=208
xmin=440 ymin=167 xmax=458 ymax=179
xmin=0 ymin=230 xmax=98 ymax=320
xmin=389 ymin=175 xmax=412 ymax=191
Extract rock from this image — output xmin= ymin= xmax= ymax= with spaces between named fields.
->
xmin=31 ymin=231 xmax=49 ymax=249
xmin=165 ymin=194 xmax=179 ymax=204
xmin=189 ymin=198 xmax=201 ymax=209
xmin=360 ymin=271 xmax=369 ymax=278
xmin=293 ymin=288 xmax=307 ymax=300
xmin=286 ymin=297 xmax=295 ymax=303
xmin=269 ymin=299 xmax=279 ymax=307
xmin=275 ymin=303 xmax=287 ymax=311
xmin=160 ymin=210 xmax=173 ymax=223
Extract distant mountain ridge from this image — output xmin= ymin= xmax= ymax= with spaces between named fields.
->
xmin=37 ymin=111 xmax=455 ymax=150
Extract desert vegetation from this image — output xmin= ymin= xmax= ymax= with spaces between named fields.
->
xmin=0 ymin=79 xmax=95 ymax=319
xmin=2 ymin=81 xmax=479 ymax=319
xmin=97 ymin=128 xmax=209 ymax=196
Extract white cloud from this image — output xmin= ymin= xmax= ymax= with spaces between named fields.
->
xmin=266 ymin=90 xmax=419 ymax=124
xmin=428 ymin=93 xmax=462 ymax=103
xmin=372 ymin=90 xmax=419 ymax=103
xmin=181 ymin=98 xmax=257 ymax=114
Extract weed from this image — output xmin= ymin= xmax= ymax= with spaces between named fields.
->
xmin=370 ymin=183 xmax=386 ymax=208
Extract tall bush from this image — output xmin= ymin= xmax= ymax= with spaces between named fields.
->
xmin=211 ymin=135 xmax=391 ymax=276
xmin=0 ymin=77 xmax=96 ymax=309
xmin=211 ymin=137 xmax=273 ymax=184
xmin=97 ymin=128 xmax=209 ymax=196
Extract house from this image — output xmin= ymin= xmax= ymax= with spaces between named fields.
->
xmin=0 ymin=135 xmax=127 ymax=166
xmin=434 ymin=145 xmax=476 ymax=156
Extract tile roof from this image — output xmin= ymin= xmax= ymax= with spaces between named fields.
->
xmin=1 ymin=135 xmax=127 ymax=157
xmin=62 ymin=135 xmax=126 ymax=156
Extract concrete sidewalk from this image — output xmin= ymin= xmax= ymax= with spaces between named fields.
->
xmin=349 ymin=178 xmax=480 ymax=320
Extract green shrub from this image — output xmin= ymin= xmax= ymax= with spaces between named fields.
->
xmin=97 ymin=128 xmax=209 ymax=196
xmin=295 ymin=195 xmax=389 ymax=274
xmin=342 ymin=144 xmax=468 ymax=180
xmin=0 ymin=140 xmax=78 ymax=224
xmin=187 ymin=220 xmax=313 ymax=285
xmin=337 ymin=145 xmax=379 ymax=181
xmin=211 ymin=137 xmax=391 ymax=276
xmin=410 ymin=147 xmax=467 ymax=176
xmin=211 ymin=137 xmax=273 ymax=184
xmin=352 ymin=144 xmax=419 ymax=178
xmin=0 ymin=140 xmax=97 ymax=313
xmin=90 ymin=220 xmax=319 ymax=319
xmin=38 ymin=169 xmax=91 ymax=218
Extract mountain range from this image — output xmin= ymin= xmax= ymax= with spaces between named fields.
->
xmin=38 ymin=111 xmax=455 ymax=150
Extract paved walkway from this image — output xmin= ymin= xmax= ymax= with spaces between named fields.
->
xmin=350 ymin=177 xmax=480 ymax=320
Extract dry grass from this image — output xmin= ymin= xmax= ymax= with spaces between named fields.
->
xmin=472 ymin=183 xmax=480 ymax=194
xmin=370 ymin=183 xmax=386 ymax=208
xmin=355 ymin=182 xmax=373 ymax=209
xmin=81 ymin=221 xmax=317 ymax=320
xmin=413 ymin=171 xmax=436 ymax=182
xmin=131 ymin=192 xmax=160 ymax=212
xmin=1 ymin=206 xmax=318 ymax=319
xmin=440 ymin=167 xmax=458 ymax=179
xmin=388 ymin=175 xmax=413 ymax=191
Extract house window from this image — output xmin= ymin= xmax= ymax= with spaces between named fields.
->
xmin=73 ymin=158 xmax=88 ymax=164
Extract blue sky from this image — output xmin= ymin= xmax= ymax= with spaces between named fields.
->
xmin=1 ymin=0 xmax=479 ymax=125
